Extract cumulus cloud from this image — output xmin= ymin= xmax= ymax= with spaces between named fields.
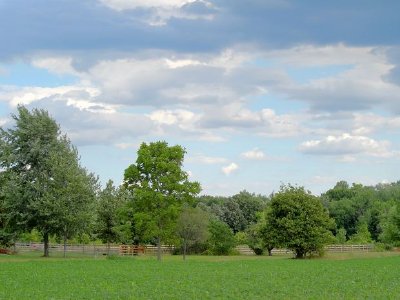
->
xmin=148 ymin=109 xmax=198 ymax=127
xmin=241 ymin=148 xmax=265 ymax=160
xmin=32 ymin=56 xmax=79 ymax=76
xmin=299 ymin=133 xmax=395 ymax=158
xmin=222 ymin=162 xmax=238 ymax=175
xmin=0 ymin=85 xmax=115 ymax=113
xmin=262 ymin=44 xmax=400 ymax=113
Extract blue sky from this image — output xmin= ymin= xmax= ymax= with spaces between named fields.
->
xmin=1 ymin=0 xmax=399 ymax=195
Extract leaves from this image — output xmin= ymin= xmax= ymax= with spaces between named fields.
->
xmin=124 ymin=141 xmax=201 ymax=259
xmin=265 ymin=185 xmax=335 ymax=258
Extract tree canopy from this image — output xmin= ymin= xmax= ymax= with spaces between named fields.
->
xmin=124 ymin=141 xmax=201 ymax=260
xmin=265 ymin=185 xmax=335 ymax=258
xmin=0 ymin=106 xmax=97 ymax=256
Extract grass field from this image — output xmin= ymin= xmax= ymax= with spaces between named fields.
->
xmin=0 ymin=252 xmax=399 ymax=299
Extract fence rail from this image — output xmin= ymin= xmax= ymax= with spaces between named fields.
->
xmin=235 ymin=244 xmax=374 ymax=255
xmin=12 ymin=242 xmax=373 ymax=256
xmin=14 ymin=242 xmax=175 ymax=256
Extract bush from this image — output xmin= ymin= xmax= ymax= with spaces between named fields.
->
xmin=374 ymin=242 xmax=393 ymax=252
xmin=207 ymin=220 xmax=236 ymax=255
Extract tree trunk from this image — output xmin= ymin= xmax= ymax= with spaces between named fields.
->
xmin=157 ymin=236 xmax=161 ymax=261
xmin=183 ymin=239 xmax=187 ymax=261
xmin=43 ymin=232 xmax=49 ymax=257
xmin=63 ymin=232 xmax=67 ymax=258
xmin=268 ymin=248 xmax=272 ymax=256
xmin=295 ymin=249 xmax=305 ymax=259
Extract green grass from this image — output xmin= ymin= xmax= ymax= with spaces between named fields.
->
xmin=0 ymin=253 xmax=399 ymax=299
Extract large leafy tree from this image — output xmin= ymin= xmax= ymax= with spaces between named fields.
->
xmin=0 ymin=106 xmax=96 ymax=256
xmin=265 ymin=185 xmax=335 ymax=258
xmin=124 ymin=141 xmax=201 ymax=260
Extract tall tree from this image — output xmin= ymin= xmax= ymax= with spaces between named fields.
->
xmin=49 ymin=140 xmax=98 ymax=257
xmin=265 ymin=185 xmax=335 ymax=258
xmin=0 ymin=106 xmax=96 ymax=257
xmin=96 ymin=180 xmax=122 ymax=254
xmin=124 ymin=141 xmax=201 ymax=260
xmin=176 ymin=206 xmax=209 ymax=260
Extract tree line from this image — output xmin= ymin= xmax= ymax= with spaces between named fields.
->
xmin=1 ymin=107 xmax=399 ymax=259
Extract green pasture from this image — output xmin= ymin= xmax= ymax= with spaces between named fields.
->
xmin=0 ymin=252 xmax=399 ymax=299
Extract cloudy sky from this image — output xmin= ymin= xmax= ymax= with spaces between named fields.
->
xmin=1 ymin=0 xmax=399 ymax=195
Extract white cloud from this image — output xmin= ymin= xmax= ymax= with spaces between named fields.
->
xmin=32 ymin=56 xmax=78 ymax=76
xmin=222 ymin=162 xmax=238 ymax=175
xmin=0 ymin=85 xmax=102 ymax=108
xmin=299 ymin=133 xmax=395 ymax=158
xmin=242 ymin=148 xmax=265 ymax=160
xmin=165 ymin=59 xmax=203 ymax=69
xmin=265 ymin=44 xmax=400 ymax=112
xmin=148 ymin=109 xmax=198 ymax=128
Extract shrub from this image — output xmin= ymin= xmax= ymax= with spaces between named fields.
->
xmin=207 ymin=220 xmax=236 ymax=255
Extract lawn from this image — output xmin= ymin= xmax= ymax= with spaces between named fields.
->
xmin=0 ymin=252 xmax=399 ymax=299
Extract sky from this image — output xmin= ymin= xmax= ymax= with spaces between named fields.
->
xmin=0 ymin=0 xmax=399 ymax=196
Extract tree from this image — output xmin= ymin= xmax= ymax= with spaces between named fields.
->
xmin=0 ymin=106 xmax=96 ymax=257
xmin=207 ymin=219 xmax=236 ymax=255
xmin=258 ymin=209 xmax=280 ymax=256
xmin=96 ymin=180 xmax=123 ymax=254
xmin=335 ymin=228 xmax=347 ymax=244
xmin=232 ymin=190 xmax=267 ymax=226
xmin=176 ymin=206 xmax=209 ymax=260
xmin=348 ymin=222 xmax=372 ymax=244
xmin=379 ymin=204 xmax=400 ymax=246
xmin=207 ymin=191 xmax=267 ymax=234
xmin=265 ymin=185 xmax=335 ymax=258
xmin=215 ymin=199 xmax=246 ymax=234
xmin=323 ymin=182 xmax=378 ymax=239
xmin=246 ymin=223 xmax=266 ymax=255
xmin=47 ymin=138 xmax=98 ymax=257
xmin=124 ymin=141 xmax=201 ymax=260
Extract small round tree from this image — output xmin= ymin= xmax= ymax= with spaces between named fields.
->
xmin=265 ymin=185 xmax=335 ymax=258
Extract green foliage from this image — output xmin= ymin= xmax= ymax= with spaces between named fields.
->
xmin=48 ymin=138 xmax=98 ymax=248
xmin=95 ymin=180 xmax=125 ymax=250
xmin=323 ymin=180 xmax=400 ymax=244
xmin=348 ymin=223 xmax=372 ymax=244
xmin=197 ymin=190 xmax=267 ymax=234
xmin=245 ymin=224 xmax=265 ymax=255
xmin=234 ymin=231 xmax=247 ymax=246
xmin=124 ymin=141 xmax=201 ymax=260
xmin=265 ymin=185 xmax=335 ymax=258
xmin=0 ymin=106 xmax=97 ymax=256
xmin=19 ymin=229 xmax=42 ymax=242
xmin=379 ymin=205 xmax=400 ymax=246
xmin=335 ymin=228 xmax=347 ymax=244
xmin=206 ymin=219 xmax=236 ymax=255
xmin=176 ymin=206 xmax=209 ymax=259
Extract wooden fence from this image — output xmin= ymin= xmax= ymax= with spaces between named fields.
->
xmin=14 ymin=242 xmax=175 ymax=256
xmin=235 ymin=244 xmax=374 ymax=255
xmin=13 ymin=242 xmax=373 ymax=256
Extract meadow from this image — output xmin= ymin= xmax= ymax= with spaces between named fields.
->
xmin=0 ymin=252 xmax=399 ymax=299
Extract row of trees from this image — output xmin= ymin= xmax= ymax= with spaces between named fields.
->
xmin=1 ymin=107 xmax=399 ymax=259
